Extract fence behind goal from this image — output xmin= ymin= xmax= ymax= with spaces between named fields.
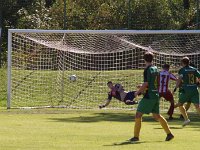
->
xmin=7 ymin=30 xmax=200 ymax=109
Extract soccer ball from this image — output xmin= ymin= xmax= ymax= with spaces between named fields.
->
xmin=69 ymin=75 xmax=77 ymax=81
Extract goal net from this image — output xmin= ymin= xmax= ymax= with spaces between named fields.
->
xmin=7 ymin=30 xmax=200 ymax=109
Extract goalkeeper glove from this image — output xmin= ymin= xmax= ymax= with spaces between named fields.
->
xmin=99 ymin=105 xmax=105 ymax=109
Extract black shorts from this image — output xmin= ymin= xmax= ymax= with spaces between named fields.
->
xmin=124 ymin=91 xmax=135 ymax=101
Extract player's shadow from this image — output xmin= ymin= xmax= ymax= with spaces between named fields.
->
xmin=103 ymin=141 xmax=144 ymax=146
xmin=152 ymin=113 xmax=200 ymax=129
xmin=49 ymin=112 xmax=134 ymax=123
xmin=154 ymin=127 xmax=183 ymax=130
xmin=49 ymin=112 xmax=200 ymax=128
xmin=103 ymin=140 xmax=163 ymax=146
xmin=170 ymin=113 xmax=199 ymax=125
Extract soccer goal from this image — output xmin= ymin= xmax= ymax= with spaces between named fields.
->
xmin=7 ymin=29 xmax=200 ymax=109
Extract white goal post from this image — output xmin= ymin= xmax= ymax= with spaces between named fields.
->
xmin=7 ymin=29 xmax=200 ymax=109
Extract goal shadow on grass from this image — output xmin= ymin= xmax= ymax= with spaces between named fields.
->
xmin=49 ymin=112 xmax=200 ymax=128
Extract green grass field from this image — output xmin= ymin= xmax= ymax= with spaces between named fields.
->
xmin=0 ymin=68 xmax=7 ymax=107
xmin=1 ymin=68 xmax=200 ymax=149
xmin=0 ymin=109 xmax=199 ymax=150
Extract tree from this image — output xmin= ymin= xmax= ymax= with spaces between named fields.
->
xmin=0 ymin=0 xmax=199 ymax=67
xmin=183 ymin=0 xmax=190 ymax=10
xmin=17 ymin=0 xmax=56 ymax=29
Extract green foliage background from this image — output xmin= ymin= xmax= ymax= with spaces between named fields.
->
xmin=0 ymin=0 xmax=199 ymax=63
xmin=0 ymin=0 xmax=199 ymax=106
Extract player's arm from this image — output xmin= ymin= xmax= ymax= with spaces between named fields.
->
xmin=173 ymin=68 xmax=183 ymax=94
xmin=99 ymin=99 xmax=111 ymax=109
xmin=195 ymin=69 xmax=200 ymax=86
xmin=170 ymin=73 xmax=178 ymax=81
xmin=135 ymin=68 xmax=150 ymax=97
xmin=99 ymin=92 xmax=112 ymax=109
xmin=197 ymin=78 xmax=200 ymax=86
xmin=173 ymin=75 xmax=182 ymax=94
xmin=134 ymin=82 xmax=148 ymax=97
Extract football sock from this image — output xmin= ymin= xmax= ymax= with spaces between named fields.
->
xmin=134 ymin=118 xmax=142 ymax=138
xmin=179 ymin=106 xmax=189 ymax=121
xmin=158 ymin=116 xmax=171 ymax=134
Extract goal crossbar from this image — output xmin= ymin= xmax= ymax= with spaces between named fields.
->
xmin=8 ymin=29 xmax=200 ymax=34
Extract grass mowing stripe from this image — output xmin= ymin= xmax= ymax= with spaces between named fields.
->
xmin=0 ymin=109 xmax=199 ymax=150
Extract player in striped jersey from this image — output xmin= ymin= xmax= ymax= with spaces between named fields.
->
xmin=158 ymin=64 xmax=177 ymax=120
xmin=99 ymin=81 xmax=138 ymax=109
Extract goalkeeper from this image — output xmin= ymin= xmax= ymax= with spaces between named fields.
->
xmin=99 ymin=81 xmax=138 ymax=109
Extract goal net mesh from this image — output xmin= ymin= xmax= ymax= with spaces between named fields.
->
xmin=8 ymin=30 xmax=200 ymax=110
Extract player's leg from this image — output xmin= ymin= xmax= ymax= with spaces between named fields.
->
xmin=191 ymin=90 xmax=200 ymax=115
xmin=124 ymin=91 xmax=138 ymax=105
xmin=152 ymin=113 xmax=174 ymax=141
xmin=168 ymin=100 xmax=175 ymax=119
xmin=131 ymin=111 xmax=143 ymax=141
xmin=178 ymin=92 xmax=190 ymax=126
xmin=180 ymin=102 xmax=191 ymax=119
xmin=185 ymin=102 xmax=191 ymax=111
xmin=178 ymin=103 xmax=190 ymax=125
xmin=163 ymin=91 xmax=174 ymax=120
xmin=152 ymin=100 xmax=174 ymax=141
xmin=124 ymin=100 xmax=138 ymax=105
xmin=129 ymin=98 xmax=152 ymax=142
xmin=194 ymin=104 xmax=200 ymax=115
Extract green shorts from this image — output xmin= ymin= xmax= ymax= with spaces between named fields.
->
xmin=179 ymin=89 xmax=199 ymax=104
xmin=137 ymin=97 xmax=160 ymax=114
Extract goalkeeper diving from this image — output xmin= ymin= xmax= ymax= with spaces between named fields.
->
xmin=99 ymin=81 xmax=138 ymax=109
